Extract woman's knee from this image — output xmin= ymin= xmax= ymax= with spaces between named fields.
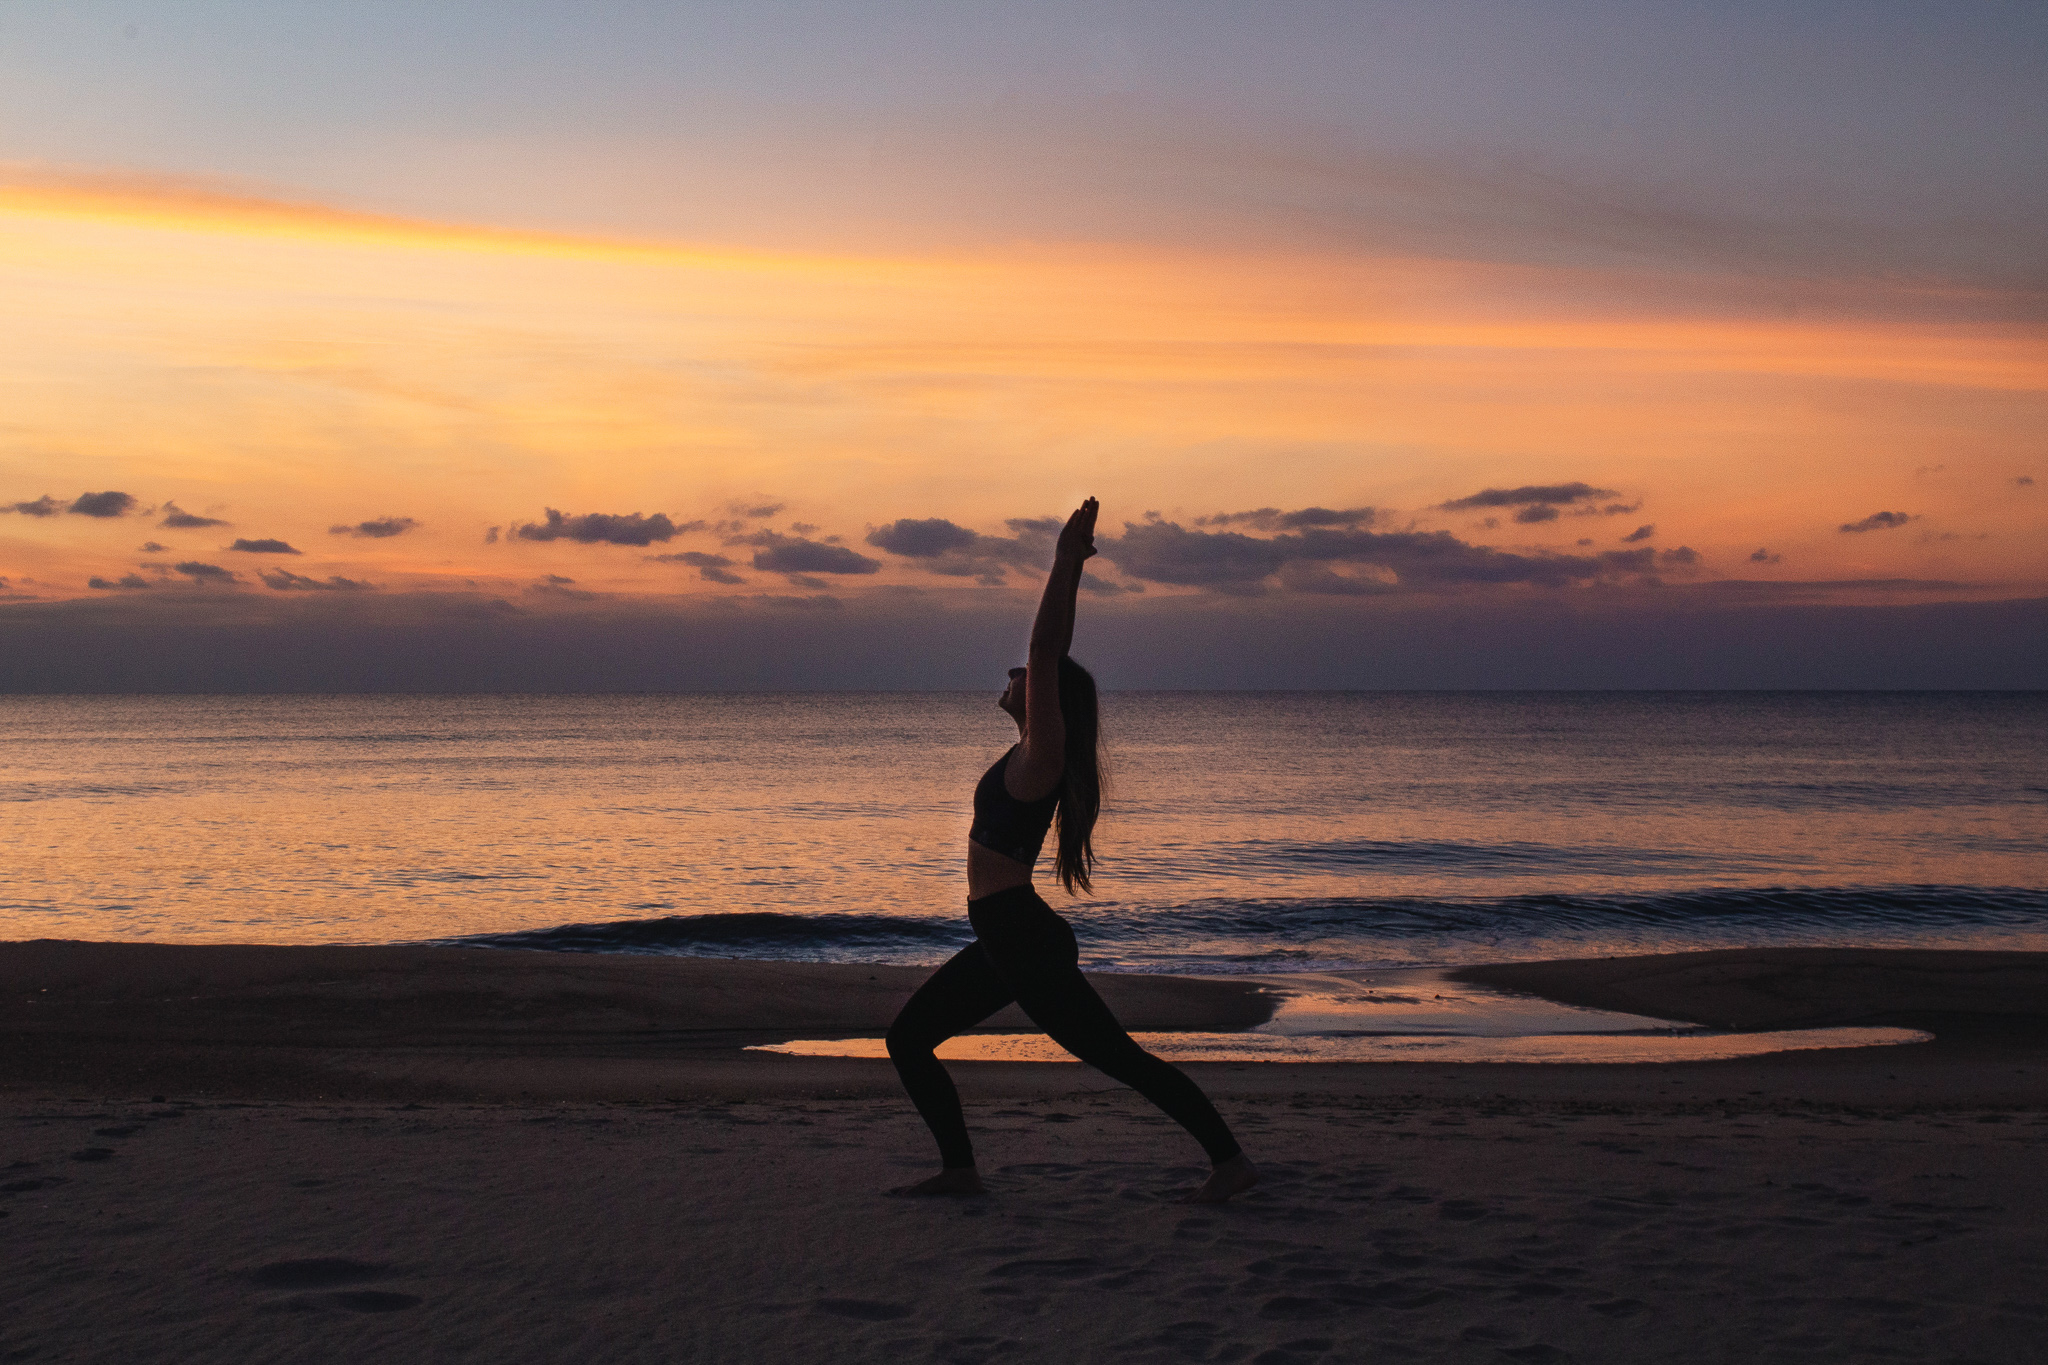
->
xmin=885 ymin=1017 xmax=936 ymax=1062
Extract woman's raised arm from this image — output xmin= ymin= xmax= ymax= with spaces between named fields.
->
xmin=1009 ymin=498 xmax=1097 ymax=797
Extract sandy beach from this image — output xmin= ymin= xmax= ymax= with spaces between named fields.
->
xmin=5 ymin=941 xmax=2046 ymax=1363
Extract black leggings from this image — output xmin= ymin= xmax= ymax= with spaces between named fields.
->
xmin=886 ymin=885 xmax=1241 ymax=1170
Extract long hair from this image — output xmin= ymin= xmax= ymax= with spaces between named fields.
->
xmin=1052 ymin=655 xmax=1105 ymax=896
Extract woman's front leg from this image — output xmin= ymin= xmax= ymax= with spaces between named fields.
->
xmin=885 ymin=941 xmax=1014 ymax=1194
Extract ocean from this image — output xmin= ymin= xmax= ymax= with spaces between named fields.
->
xmin=3 ymin=692 xmax=2043 ymax=973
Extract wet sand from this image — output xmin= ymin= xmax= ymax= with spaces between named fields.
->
xmin=5 ymin=941 xmax=2046 ymax=1363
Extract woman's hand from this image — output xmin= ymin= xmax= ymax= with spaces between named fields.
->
xmin=1056 ymin=497 xmax=1099 ymax=565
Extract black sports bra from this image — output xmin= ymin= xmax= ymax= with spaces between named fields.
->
xmin=968 ymin=746 xmax=1061 ymax=866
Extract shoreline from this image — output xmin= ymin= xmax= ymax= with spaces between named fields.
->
xmin=6 ymin=939 xmax=2046 ymax=1108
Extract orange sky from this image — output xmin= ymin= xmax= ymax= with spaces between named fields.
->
xmin=2 ymin=165 xmax=2043 ymax=608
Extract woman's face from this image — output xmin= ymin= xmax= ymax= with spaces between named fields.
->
xmin=999 ymin=666 xmax=1027 ymax=719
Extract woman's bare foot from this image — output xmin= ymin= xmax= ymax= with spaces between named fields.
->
xmin=1179 ymin=1154 xmax=1259 ymax=1204
xmin=888 ymin=1168 xmax=988 ymax=1198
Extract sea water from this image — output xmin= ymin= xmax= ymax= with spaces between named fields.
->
xmin=4 ymin=692 xmax=2043 ymax=972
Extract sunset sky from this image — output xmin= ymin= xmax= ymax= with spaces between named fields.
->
xmin=2 ymin=2 xmax=2043 ymax=687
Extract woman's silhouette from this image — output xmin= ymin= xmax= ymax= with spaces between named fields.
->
xmin=886 ymin=498 xmax=1258 ymax=1203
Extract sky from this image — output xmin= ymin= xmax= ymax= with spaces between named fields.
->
xmin=2 ymin=1 xmax=2044 ymax=688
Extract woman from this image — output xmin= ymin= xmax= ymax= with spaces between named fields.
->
xmin=886 ymin=497 xmax=1258 ymax=1204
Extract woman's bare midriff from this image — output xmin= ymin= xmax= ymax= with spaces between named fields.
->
xmin=967 ymin=840 xmax=1037 ymax=900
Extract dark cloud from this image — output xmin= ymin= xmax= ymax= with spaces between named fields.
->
xmin=1098 ymin=518 xmax=1675 ymax=595
xmin=1750 ymin=548 xmax=1783 ymax=564
xmin=1620 ymin=524 xmax=1656 ymax=543
xmin=1839 ymin=511 xmax=1914 ymax=533
xmin=260 ymin=570 xmax=375 ymax=592
xmin=228 ymin=538 xmax=302 ymax=555
xmin=783 ymin=573 xmax=831 ymax=590
xmin=2017 ymin=476 xmax=2036 ymax=488
xmin=867 ymin=517 xmax=983 ymax=558
xmin=160 ymin=502 xmax=230 ymax=529
xmin=744 ymin=532 xmax=881 ymax=576
xmin=526 ymin=575 xmax=597 ymax=600
xmin=1080 ymin=572 xmax=1143 ymax=596
xmin=513 ymin=508 xmax=697 ymax=546
xmin=138 ymin=541 xmax=168 ymax=553
xmin=649 ymin=550 xmax=745 ymax=584
xmin=329 ymin=516 xmax=419 ymax=539
xmin=4 ymin=496 xmax=60 ymax=517
xmin=789 ymin=521 xmax=820 ymax=534
xmin=1194 ymin=506 xmax=1377 ymax=531
xmin=173 ymin=561 xmax=237 ymax=583
xmin=87 ymin=574 xmax=156 ymax=591
xmin=1273 ymin=562 xmax=1398 ymax=595
xmin=726 ymin=501 xmax=785 ymax=519
xmin=1660 ymin=546 xmax=1701 ymax=566
xmin=1439 ymin=482 xmax=1617 ymax=511
xmin=68 ymin=491 xmax=136 ymax=518
xmin=484 ymin=526 xmax=501 ymax=544
xmin=863 ymin=516 xmax=1061 ymax=586
xmin=1514 ymin=504 xmax=1561 ymax=524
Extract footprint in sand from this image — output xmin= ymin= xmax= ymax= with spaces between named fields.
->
xmin=248 ymin=1258 xmax=422 ymax=1312
xmin=814 ymin=1298 xmax=914 ymax=1321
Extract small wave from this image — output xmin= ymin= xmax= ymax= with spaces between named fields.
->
xmin=431 ymin=884 xmax=2046 ymax=969
xmin=1080 ymin=885 xmax=2048 ymax=941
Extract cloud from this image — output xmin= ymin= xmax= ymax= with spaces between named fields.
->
xmin=1514 ymin=504 xmax=1561 ymax=524
xmin=484 ymin=526 xmax=501 ymax=544
xmin=1193 ymin=506 xmax=1378 ymax=531
xmin=87 ymin=574 xmax=156 ymax=591
xmin=525 ymin=574 xmax=597 ymax=600
xmin=867 ymin=517 xmax=983 ymax=558
xmin=329 ymin=516 xmax=419 ymax=539
xmin=160 ymin=502 xmax=230 ymax=529
xmin=1080 ymin=572 xmax=1144 ymax=596
xmin=68 ymin=491 xmax=136 ymax=518
xmin=3 ymin=496 xmax=60 ymax=517
xmin=260 ymin=569 xmax=375 ymax=592
xmin=1749 ymin=548 xmax=1783 ymax=564
xmin=1620 ymin=524 xmax=1656 ymax=543
xmin=1660 ymin=546 xmax=1701 ymax=566
xmin=727 ymin=501 xmax=785 ymax=519
xmin=744 ymin=532 xmax=881 ymax=576
xmin=863 ymin=515 xmax=1057 ymax=585
xmin=2017 ymin=476 xmax=2036 ymax=488
xmin=1839 ymin=511 xmax=1914 ymax=533
xmin=228 ymin=538 xmax=302 ymax=554
xmin=1439 ymin=482 xmax=1617 ymax=512
xmin=649 ymin=550 xmax=746 ymax=584
xmin=513 ymin=508 xmax=698 ymax=546
xmin=1098 ymin=516 xmax=1688 ymax=595
xmin=173 ymin=561 xmax=237 ymax=583
xmin=138 ymin=541 xmax=168 ymax=553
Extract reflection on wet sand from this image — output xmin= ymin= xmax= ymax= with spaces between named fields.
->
xmin=749 ymin=966 xmax=1932 ymax=1064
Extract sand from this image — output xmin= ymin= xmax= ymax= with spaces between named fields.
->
xmin=5 ymin=940 xmax=2047 ymax=1363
